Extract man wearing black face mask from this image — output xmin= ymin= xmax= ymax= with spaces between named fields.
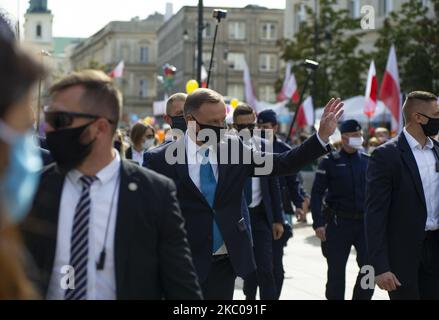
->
xmin=232 ymin=104 xmax=283 ymax=300
xmin=143 ymin=93 xmax=187 ymax=168
xmin=21 ymin=70 xmax=202 ymax=300
xmin=365 ymin=91 xmax=439 ymax=300
xmin=163 ymin=92 xmax=188 ymax=140
xmin=146 ymin=88 xmax=344 ymax=299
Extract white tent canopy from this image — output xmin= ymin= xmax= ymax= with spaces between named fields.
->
xmin=315 ymin=96 xmax=392 ymax=125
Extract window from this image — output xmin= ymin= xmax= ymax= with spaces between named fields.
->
xmin=294 ymin=4 xmax=306 ymax=33
xmin=378 ymin=0 xmax=393 ymax=17
xmin=227 ymin=52 xmax=246 ymax=71
xmin=228 ymin=22 xmax=246 ymax=40
xmin=203 ymin=22 xmax=212 ymax=39
xmin=227 ymin=84 xmax=244 ymax=101
xmin=259 ymin=54 xmax=277 ymax=72
xmin=139 ymin=79 xmax=148 ymax=98
xmin=36 ymin=24 xmax=42 ymax=38
xmin=261 ymin=23 xmax=277 ymax=40
xmin=259 ymin=85 xmax=276 ymax=103
xmin=348 ymin=0 xmax=361 ymax=18
xmin=140 ymin=47 xmax=149 ymax=64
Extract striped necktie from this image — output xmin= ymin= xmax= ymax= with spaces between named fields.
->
xmin=65 ymin=175 xmax=98 ymax=300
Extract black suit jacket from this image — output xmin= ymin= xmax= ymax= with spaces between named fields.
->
xmin=21 ymin=160 xmax=202 ymax=300
xmin=365 ymin=133 xmax=439 ymax=285
xmin=146 ymin=134 xmax=326 ymax=282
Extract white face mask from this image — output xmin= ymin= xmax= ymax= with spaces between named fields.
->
xmin=143 ymin=138 xmax=155 ymax=150
xmin=348 ymin=136 xmax=364 ymax=149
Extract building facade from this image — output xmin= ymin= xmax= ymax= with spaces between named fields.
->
xmin=70 ymin=13 xmax=164 ymax=116
xmin=157 ymin=5 xmax=284 ymax=104
xmin=284 ymin=0 xmax=435 ymax=53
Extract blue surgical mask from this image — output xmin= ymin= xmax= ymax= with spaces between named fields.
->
xmin=0 ymin=120 xmax=42 ymax=223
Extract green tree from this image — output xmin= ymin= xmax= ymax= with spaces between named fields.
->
xmin=373 ymin=0 xmax=439 ymax=94
xmin=278 ymin=0 xmax=369 ymax=108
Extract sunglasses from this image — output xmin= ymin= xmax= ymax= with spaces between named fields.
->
xmin=236 ymin=124 xmax=256 ymax=131
xmin=44 ymin=107 xmax=115 ymax=130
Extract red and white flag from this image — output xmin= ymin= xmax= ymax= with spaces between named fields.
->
xmin=284 ymin=72 xmax=300 ymax=103
xmin=201 ymin=64 xmax=208 ymax=88
xmin=297 ymin=96 xmax=314 ymax=128
xmin=379 ymin=46 xmax=402 ymax=133
xmin=109 ymin=60 xmax=125 ymax=79
xmin=243 ymin=60 xmax=258 ymax=109
xmin=364 ymin=60 xmax=378 ymax=118
xmin=277 ymin=61 xmax=292 ymax=102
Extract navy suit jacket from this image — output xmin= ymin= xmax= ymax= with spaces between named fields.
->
xmin=146 ymin=134 xmax=326 ymax=282
xmin=365 ymin=133 xmax=439 ymax=285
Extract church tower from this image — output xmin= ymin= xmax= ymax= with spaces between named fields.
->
xmin=24 ymin=0 xmax=53 ymax=51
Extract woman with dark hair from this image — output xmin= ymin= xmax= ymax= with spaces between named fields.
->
xmin=0 ymin=27 xmax=46 ymax=299
xmin=125 ymin=122 xmax=156 ymax=166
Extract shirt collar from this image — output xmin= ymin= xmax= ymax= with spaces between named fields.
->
xmin=403 ymin=128 xmax=434 ymax=150
xmin=68 ymin=150 xmax=121 ymax=186
xmin=185 ymin=132 xmax=217 ymax=163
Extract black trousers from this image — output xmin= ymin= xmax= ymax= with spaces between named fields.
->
xmin=322 ymin=218 xmax=374 ymax=300
xmin=201 ymin=255 xmax=236 ymax=300
xmin=389 ymin=230 xmax=439 ymax=300
xmin=243 ymin=204 xmax=277 ymax=300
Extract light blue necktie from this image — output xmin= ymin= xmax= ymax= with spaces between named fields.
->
xmin=199 ymin=149 xmax=224 ymax=252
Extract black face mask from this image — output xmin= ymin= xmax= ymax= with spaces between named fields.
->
xmin=170 ymin=116 xmax=187 ymax=132
xmin=418 ymin=113 xmax=439 ymax=137
xmin=191 ymin=115 xmax=225 ymax=144
xmin=114 ymin=140 xmax=122 ymax=153
xmin=46 ymin=122 xmax=96 ymax=174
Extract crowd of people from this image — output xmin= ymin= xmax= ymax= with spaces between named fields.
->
xmin=1 ymin=16 xmax=438 ymax=301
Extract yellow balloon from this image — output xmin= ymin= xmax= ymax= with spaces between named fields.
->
xmin=186 ymin=80 xmax=199 ymax=94
xmin=230 ymin=99 xmax=239 ymax=109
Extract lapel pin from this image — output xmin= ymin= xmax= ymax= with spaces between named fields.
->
xmin=128 ymin=182 xmax=138 ymax=192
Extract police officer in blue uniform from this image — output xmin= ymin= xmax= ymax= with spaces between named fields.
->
xmin=257 ymin=109 xmax=306 ymax=299
xmin=311 ymin=119 xmax=374 ymax=300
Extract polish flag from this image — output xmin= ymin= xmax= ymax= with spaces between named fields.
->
xmin=379 ymin=46 xmax=402 ymax=133
xmin=277 ymin=61 xmax=292 ymax=102
xmin=364 ymin=60 xmax=378 ymax=118
xmin=201 ymin=64 xmax=208 ymax=88
xmin=243 ymin=60 xmax=258 ymax=110
xmin=109 ymin=61 xmax=125 ymax=79
xmin=284 ymin=72 xmax=300 ymax=103
xmin=297 ymin=96 xmax=314 ymax=128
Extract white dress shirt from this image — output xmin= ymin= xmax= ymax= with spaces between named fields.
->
xmin=249 ymin=178 xmax=263 ymax=208
xmin=403 ymin=128 xmax=439 ymax=231
xmin=185 ymin=134 xmax=227 ymax=255
xmin=132 ymin=148 xmax=144 ymax=166
xmin=47 ymin=151 xmax=121 ymax=300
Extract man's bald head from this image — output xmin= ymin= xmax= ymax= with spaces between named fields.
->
xmin=403 ymin=91 xmax=438 ymax=124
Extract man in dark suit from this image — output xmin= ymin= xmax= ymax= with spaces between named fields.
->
xmin=146 ymin=88 xmax=344 ymax=299
xmin=21 ymin=70 xmax=202 ymax=300
xmin=232 ymin=104 xmax=284 ymax=300
xmin=365 ymin=91 xmax=439 ymax=300
xmin=257 ymin=109 xmax=305 ymax=299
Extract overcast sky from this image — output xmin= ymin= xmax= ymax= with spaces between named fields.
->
xmin=1 ymin=0 xmax=286 ymax=38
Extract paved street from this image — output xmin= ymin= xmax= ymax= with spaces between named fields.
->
xmin=234 ymin=217 xmax=389 ymax=300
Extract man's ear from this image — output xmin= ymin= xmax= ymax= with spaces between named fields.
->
xmin=163 ymin=114 xmax=172 ymax=126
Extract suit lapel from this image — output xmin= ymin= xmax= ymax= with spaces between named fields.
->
xmin=398 ymin=134 xmax=427 ymax=209
xmin=214 ymin=143 xmax=227 ymax=207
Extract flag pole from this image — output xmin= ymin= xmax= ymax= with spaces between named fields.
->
xmin=286 ymin=59 xmax=319 ymax=144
